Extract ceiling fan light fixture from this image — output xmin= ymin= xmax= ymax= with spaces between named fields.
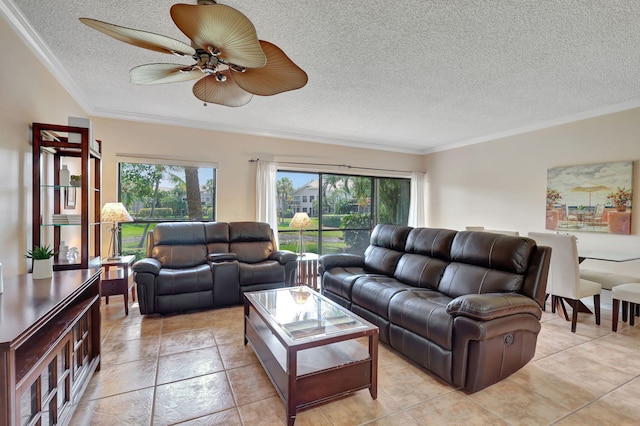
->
xmin=229 ymin=64 xmax=246 ymax=73
xmin=80 ymin=1 xmax=307 ymax=107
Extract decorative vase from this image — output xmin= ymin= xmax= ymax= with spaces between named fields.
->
xmin=59 ymin=165 xmax=70 ymax=186
xmin=32 ymin=258 xmax=53 ymax=279
xmin=615 ymin=204 xmax=627 ymax=212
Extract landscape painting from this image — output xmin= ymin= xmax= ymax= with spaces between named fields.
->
xmin=546 ymin=161 xmax=633 ymax=234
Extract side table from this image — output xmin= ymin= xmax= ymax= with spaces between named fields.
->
xmin=101 ymin=255 xmax=136 ymax=315
xmin=296 ymin=253 xmax=319 ymax=290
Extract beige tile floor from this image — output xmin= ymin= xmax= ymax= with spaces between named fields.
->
xmin=70 ymin=291 xmax=640 ymax=425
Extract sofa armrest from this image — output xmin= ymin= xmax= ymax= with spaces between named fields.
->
xmin=446 ymin=293 xmax=542 ymax=321
xmin=318 ymin=253 xmax=365 ymax=272
xmin=209 ymin=253 xmax=237 ymax=262
xmin=269 ymin=250 xmax=297 ymax=264
xmin=132 ymin=258 xmax=162 ymax=275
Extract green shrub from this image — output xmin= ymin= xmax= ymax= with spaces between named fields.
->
xmin=322 ymin=214 xmax=345 ymax=228
xmin=340 ymin=213 xmax=371 ymax=254
xmin=136 ymin=207 xmax=174 ymax=218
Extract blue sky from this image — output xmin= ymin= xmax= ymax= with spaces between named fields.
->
xmin=277 ymin=171 xmax=316 ymax=190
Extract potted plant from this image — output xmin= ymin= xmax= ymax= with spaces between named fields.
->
xmin=70 ymin=175 xmax=81 ymax=187
xmin=607 ymin=187 xmax=632 ymax=212
xmin=546 ymin=187 xmax=562 ymax=209
xmin=25 ymin=245 xmax=56 ymax=279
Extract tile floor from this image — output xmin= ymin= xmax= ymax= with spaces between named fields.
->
xmin=70 ymin=291 xmax=640 ymax=425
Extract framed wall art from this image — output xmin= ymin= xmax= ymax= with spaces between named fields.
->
xmin=546 ymin=161 xmax=633 ymax=234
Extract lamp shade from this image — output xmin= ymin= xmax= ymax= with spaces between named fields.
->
xmin=289 ymin=212 xmax=312 ymax=229
xmin=101 ymin=202 xmax=133 ymax=223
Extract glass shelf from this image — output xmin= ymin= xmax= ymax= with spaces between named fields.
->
xmin=40 ymin=184 xmax=85 ymax=189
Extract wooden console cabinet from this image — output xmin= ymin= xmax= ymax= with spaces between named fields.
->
xmin=0 ymin=269 xmax=101 ymax=426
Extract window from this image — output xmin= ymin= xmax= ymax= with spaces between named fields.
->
xmin=117 ymin=161 xmax=216 ymax=260
xmin=277 ymin=171 xmax=410 ymax=255
xmin=303 ymin=196 xmax=308 ymax=203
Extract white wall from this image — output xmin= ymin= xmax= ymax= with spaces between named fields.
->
xmin=424 ymin=108 xmax=640 ymax=277
xmin=0 ymin=16 xmax=87 ymax=275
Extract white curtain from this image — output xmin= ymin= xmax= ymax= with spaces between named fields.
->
xmin=408 ymin=171 xmax=427 ymax=227
xmin=256 ymin=160 xmax=279 ymax=247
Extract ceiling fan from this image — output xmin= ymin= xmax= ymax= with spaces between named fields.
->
xmin=79 ymin=0 xmax=308 ymax=107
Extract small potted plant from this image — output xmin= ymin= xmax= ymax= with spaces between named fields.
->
xmin=546 ymin=187 xmax=562 ymax=209
xmin=25 ymin=245 xmax=56 ymax=279
xmin=70 ymin=175 xmax=82 ymax=187
xmin=607 ymin=187 xmax=632 ymax=212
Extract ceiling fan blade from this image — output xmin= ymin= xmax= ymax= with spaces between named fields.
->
xmin=130 ymin=63 xmax=203 ymax=85
xmin=192 ymin=72 xmax=253 ymax=107
xmin=231 ymin=41 xmax=308 ymax=96
xmin=170 ymin=4 xmax=266 ymax=68
xmin=79 ymin=18 xmax=196 ymax=56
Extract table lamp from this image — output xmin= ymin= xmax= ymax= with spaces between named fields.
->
xmin=289 ymin=212 xmax=313 ymax=255
xmin=101 ymin=202 xmax=133 ymax=260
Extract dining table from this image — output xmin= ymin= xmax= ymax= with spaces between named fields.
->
xmin=575 ymin=249 xmax=640 ymax=315
xmin=578 ymin=249 xmax=640 ymax=264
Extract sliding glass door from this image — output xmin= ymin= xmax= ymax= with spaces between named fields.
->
xmin=277 ymin=171 xmax=410 ymax=255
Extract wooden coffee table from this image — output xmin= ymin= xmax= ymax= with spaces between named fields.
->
xmin=244 ymin=287 xmax=378 ymax=426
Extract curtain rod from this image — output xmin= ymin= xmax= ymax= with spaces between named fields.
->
xmin=249 ymin=159 xmax=423 ymax=174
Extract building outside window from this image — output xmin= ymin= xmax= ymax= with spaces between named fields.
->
xmin=277 ymin=170 xmax=410 ymax=255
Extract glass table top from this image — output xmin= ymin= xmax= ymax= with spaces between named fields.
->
xmin=246 ymin=286 xmax=368 ymax=340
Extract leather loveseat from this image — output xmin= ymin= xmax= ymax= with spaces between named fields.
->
xmin=133 ymin=221 xmax=297 ymax=315
xmin=319 ymin=224 xmax=551 ymax=392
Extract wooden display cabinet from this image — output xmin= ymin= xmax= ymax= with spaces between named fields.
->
xmin=0 ymin=269 xmax=102 ymax=426
xmin=31 ymin=122 xmax=102 ymax=270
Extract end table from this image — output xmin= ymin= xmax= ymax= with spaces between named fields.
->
xmin=296 ymin=253 xmax=319 ymax=290
xmin=101 ymin=255 xmax=136 ymax=315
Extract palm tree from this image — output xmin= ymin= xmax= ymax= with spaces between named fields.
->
xmin=276 ymin=177 xmax=294 ymax=222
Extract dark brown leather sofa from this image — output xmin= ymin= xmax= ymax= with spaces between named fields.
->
xmin=319 ymin=224 xmax=551 ymax=393
xmin=133 ymin=221 xmax=297 ymax=315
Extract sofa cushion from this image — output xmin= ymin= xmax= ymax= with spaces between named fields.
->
xmin=151 ymin=222 xmax=208 ymax=268
xmin=405 ymin=228 xmax=456 ymax=260
xmin=229 ymin=222 xmax=275 ymax=263
xmin=351 ymin=276 xmax=413 ymax=319
xmin=322 ymin=266 xmax=367 ymax=300
xmin=362 ymin=224 xmax=412 ymax=275
xmin=155 ymin=264 xmax=214 ymax=295
xmin=204 ymin=222 xmax=230 ymax=254
xmin=450 ymin=231 xmax=534 ymax=275
xmin=238 ymin=261 xmax=284 ymax=286
xmin=393 ymin=253 xmax=449 ymax=290
xmin=438 ymin=263 xmax=525 ymax=298
xmin=388 ymin=289 xmax=454 ymax=350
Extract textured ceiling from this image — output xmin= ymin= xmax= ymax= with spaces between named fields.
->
xmin=3 ymin=0 xmax=640 ymax=154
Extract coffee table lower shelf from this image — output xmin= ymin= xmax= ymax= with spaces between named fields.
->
xmin=244 ymin=305 xmax=378 ymax=425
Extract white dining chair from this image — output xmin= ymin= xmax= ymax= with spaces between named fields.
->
xmin=528 ymin=232 xmax=601 ymax=332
